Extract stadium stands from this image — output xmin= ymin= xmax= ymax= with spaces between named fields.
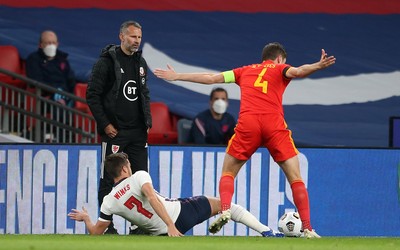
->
xmin=0 ymin=45 xmax=180 ymax=144
xmin=0 ymin=46 xmax=99 ymax=143
xmin=1 ymin=2 xmax=399 ymax=146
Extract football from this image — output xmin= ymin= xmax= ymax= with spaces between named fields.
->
xmin=278 ymin=212 xmax=303 ymax=237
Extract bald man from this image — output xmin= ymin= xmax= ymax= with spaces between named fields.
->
xmin=26 ymin=30 xmax=76 ymax=105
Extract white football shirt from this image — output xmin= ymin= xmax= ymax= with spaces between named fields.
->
xmin=99 ymin=171 xmax=181 ymax=235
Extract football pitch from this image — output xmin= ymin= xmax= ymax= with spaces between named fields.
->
xmin=0 ymin=235 xmax=399 ymax=250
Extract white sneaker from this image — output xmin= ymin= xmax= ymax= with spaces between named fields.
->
xmin=208 ymin=210 xmax=231 ymax=234
xmin=303 ymin=229 xmax=321 ymax=238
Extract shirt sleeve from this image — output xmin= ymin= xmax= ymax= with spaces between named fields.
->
xmin=99 ymin=198 xmax=113 ymax=222
xmin=135 ymin=171 xmax=153 ymax=187
xmin=99 ymin=211 xmax=112 ymax=222
xmin=282 ymin=65 xmax=291 ymax=79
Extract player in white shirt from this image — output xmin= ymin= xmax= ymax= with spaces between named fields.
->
xmin=68 ymin=152 xmax=283 ymax=237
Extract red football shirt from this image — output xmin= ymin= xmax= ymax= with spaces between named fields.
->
xmin=225 ymin=60 xmax=291 ymax=116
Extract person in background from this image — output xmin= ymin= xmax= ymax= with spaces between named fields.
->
xmin=86 ymin=20 xmax=151 ymax=234
xmin=154 ymin=42 xmax=336 ymax=238
xmin=68 ymin=152 xmax=284 ymax=237
xmin=190 ymin=87 xmax=236 ymax=145
xmin=26 ymin=30 xmax=76 ymax=106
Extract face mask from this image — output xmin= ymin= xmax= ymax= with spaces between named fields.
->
xmin=43 ymin=44 xmax=57 ymax=57
xmin=212 ymin=99 xmax=227 ymax=114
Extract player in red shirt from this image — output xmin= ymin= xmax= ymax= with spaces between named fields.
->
xmin=154 ymin=42 xmax=336 ymax=238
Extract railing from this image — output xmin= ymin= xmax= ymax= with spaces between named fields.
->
xmin=0 ymin=67 xmax=99 ymax=143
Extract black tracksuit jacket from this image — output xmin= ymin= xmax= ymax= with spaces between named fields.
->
xmin=86 ymin=44 xmax=152 ymax=135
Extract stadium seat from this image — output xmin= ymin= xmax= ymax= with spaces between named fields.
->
xmin=177 ymin=118 xmax=193 ymax=144
xmin=74 ymin=114 xmax=98 ymax=143
xmin=74 ymin=83 xmax=90 ymax=113
xmin=0 ymin=45 xmax=26 ymax=88
xmin=72 ymin=83 xmax=99 ymax=142
xmin=148 ymin=102 xmax=178 ymax=144
xmin=0 ymin=45 xmax=27 ymax=110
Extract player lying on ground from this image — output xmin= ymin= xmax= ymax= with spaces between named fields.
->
xmin=68 ymin=152 xmax=283 ymax=237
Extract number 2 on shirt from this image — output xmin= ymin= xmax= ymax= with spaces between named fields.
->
xmin=253 ymin=67 xmax=268 ymax=93
xmin=124 ymin=195 xmax=153 ymax=218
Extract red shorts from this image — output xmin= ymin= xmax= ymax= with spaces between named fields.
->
xmin=226 ymin=113 xmax=298 ymax=162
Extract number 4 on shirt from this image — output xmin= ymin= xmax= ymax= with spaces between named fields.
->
xmin=253 ymin=67 xmax=268 ymax=93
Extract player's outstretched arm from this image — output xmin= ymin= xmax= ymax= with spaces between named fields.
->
xmin=68 ymin=207 xmax=109 ymax=235
xmin=141 ymin=183 xmax=183 ymax=237
xmin=153 ymin=64 xmax=224 ymax=84
xmin=286 ymin=49 xmax=336 ymax=79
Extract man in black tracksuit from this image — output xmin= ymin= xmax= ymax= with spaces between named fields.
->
xmin=86 ymin=20 xmax=152 ymax=234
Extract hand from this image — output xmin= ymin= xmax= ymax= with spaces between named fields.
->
xmin=318 ymin=49 xmax=336 ymax=69
xmin=153 ymin=64 xmax=177 ymax=81
xmin=56 ymin=98 xmax=66 ymax=105
xmin=104 ymin=124 xmax=118 ymax=138
xmin=68 ymin=206 xmax=89 ymax=221
xmin=167 ymin=224 xmax=184 ymax=237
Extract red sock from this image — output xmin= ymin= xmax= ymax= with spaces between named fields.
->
xmin=219 ymin=174 xmax=235 ymax=211
xmin=291 ymin=180 xmax=312 ymax=230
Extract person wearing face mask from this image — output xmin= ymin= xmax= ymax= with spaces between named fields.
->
xmin=26 ymin=30 xmax=76 ymax=106
xmin=86 ymin=20 xmax=152 ymax=235
xmin=189 ymin=87 xmax=236 ymax=145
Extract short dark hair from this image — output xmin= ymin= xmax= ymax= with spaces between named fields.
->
xmin=210 ymin=87 xmax=228 ymax=100
xmin=104 ymin=152 xmax=129 ymax=179
xmin=261 ymin=42 xmax=287 ymax=61
xmin=120 ymin=20 xmax=142 ymax=34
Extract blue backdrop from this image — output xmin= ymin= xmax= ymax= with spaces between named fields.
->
xmin=1 ymin=6 xmax=400 ymax=147
xmin=0 ymin=144 xmax=399 ymax=236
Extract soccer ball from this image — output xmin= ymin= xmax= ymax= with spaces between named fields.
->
xmin=278 ymin=212 xmax=303 ymax=237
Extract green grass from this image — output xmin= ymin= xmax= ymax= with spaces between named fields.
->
xmin=0 ymin=235 xmax=399 ymax=250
